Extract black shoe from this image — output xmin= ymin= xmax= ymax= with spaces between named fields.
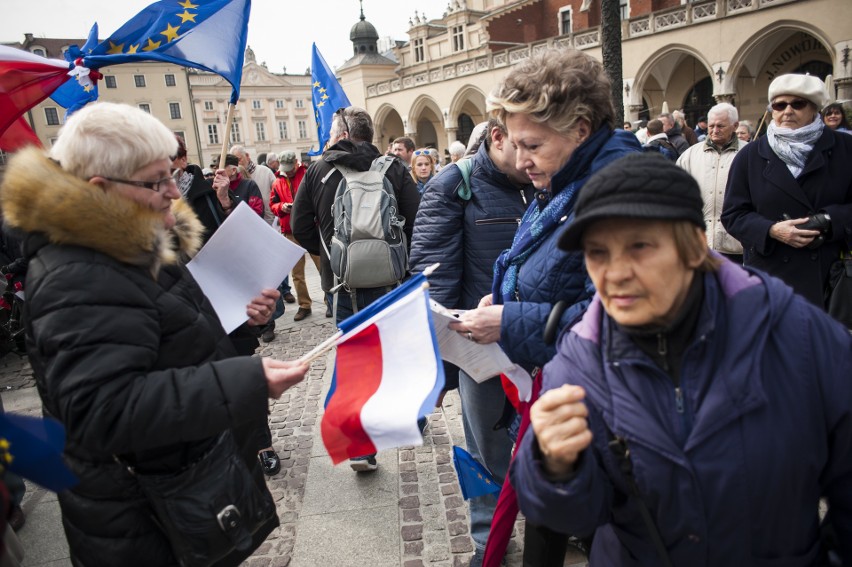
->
xmin=258 ymin=449 xmax=281 ymax=476
xmin=283 ymin=293 xmax=296 ymax=304
xmin=325 ymin=305 xmax=332 ymax=318
xmin=261 ymin=325 xmax=275 ymax=343
xmin=8 ymin=505 xmax=25 ymax=532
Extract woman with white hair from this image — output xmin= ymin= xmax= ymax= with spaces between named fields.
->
xmin=722 ymin=74 xmax=852 ymax=307
xmin=0 ymin=102 xmax=308 ymax=566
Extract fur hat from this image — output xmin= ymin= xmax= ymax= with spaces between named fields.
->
xmin=558 ymin=153 xmax=705 ymax=251
xmin=768 ymin=74 xmax=829 ymax=109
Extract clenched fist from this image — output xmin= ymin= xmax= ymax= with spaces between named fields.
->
xmin=530 ymin=385 xmax=593 ymax=479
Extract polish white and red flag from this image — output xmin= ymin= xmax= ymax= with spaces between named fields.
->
xmin=320 ymin=273 xmax=445 ymax=464
xmin=0 ymin=46 xmax=71 ymax=149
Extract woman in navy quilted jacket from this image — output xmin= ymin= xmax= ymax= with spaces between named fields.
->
xmin=449 ymin=48 xmax=641 ymax=566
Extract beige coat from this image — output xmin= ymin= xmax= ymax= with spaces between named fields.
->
xmin=677 ymin=138 xmax=745 ymax=254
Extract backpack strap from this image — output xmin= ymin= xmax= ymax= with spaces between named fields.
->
xmin=372 ymin=155 xmax=396 ymax=176
xmin=455 ymin=158 xmax=473 ymax=201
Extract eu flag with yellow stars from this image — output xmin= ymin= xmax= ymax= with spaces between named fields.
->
xmin=309 ymin=43 xmax=351 ymax=156
xmin=452 ymin=445 xmax=502 ymax=500
xmin=82 ymin=0 xmax=251 ymax=104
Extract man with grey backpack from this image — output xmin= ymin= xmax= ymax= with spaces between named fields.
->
xmin=291 ymin=106 xmax=420 ymax=471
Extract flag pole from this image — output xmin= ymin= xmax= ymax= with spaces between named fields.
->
xmin=297 ymin=280 xmax=435 ymax=364
xmin=218 ymin=103 xmax=236 ymax=169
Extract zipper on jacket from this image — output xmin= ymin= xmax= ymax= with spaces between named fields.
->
xmin=519 ymin=189 xmax=528 ymax=205
xmin=674 ymin=387 xmax=685 ymax=414
xmin=475 ymin=217 xmax=522 ymax=226
xmin=656 ymin=333 xmax=669 ymax=372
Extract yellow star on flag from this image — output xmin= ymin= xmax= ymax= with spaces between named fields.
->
xmin=178 ymin=0 xmax=199 ymax=8
xmin=160 ymin=23 xmax=181 ymax=43
xmin=83 ymin=85 xmax=93 ymax=92
xmin=107 ymin=41 xmax=125 ymax=54
xmin=321 ymin=93 xmax=329 ymax=100
xmin=313 ymin=81 xmax=320 ymax=88
xmin=177 ymin=10 xmax=197 ymax=23
xmin=142 ymin=38 xmax=162 ymax=52
xmin=319 ymin=87 xmax=327 ymax=93
xmin=0 ymin=439 xmax=8 ymax=450
xmin=317 ymin=101 xmax=325 ymax=107
xmin=127 ymin=44 xmax=139 ymax=54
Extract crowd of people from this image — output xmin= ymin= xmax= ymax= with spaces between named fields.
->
xmin=0 ymin=45 xmax=850 ymax=567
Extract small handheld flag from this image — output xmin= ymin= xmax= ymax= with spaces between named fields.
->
xmin=452 ymin=445 xmax=501 ymax=500
xmin=321 ymin=273 xmax=444 ymax=464
xmin=309 ymin=43 xmax=351 ymax=156
xmin=0 ymin=412 xmax=77 ymax=493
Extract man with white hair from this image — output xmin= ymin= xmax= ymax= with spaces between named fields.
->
xmin=677 ymin=102 xmax=746 ymax=263
xmin=230 ymin=145 xmax=274 ymax=224
xmin=448 ymin=140 xmax=466 ymax=163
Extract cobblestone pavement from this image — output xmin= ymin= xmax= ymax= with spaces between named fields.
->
xmin=4 ymin=262 xmax=586 ymax=566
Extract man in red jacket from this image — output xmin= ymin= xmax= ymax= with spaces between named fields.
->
xmin=270 ymin=152 xmax=320 ymax=321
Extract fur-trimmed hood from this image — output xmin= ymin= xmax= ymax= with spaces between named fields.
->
xmin=1 ymin=147 xmax=203 ymax=275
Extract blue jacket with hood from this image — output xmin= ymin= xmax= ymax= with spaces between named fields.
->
xmin=512 ymin=260 xmax=852 ymax=565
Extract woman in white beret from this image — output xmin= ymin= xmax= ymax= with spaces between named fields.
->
xmin=722 ymin=73 xmax=852 ymax=308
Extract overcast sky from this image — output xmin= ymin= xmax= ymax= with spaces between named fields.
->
xmin=1 ymin=0 xmax=450 ymax=73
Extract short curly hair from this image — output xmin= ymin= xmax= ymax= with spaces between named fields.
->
xmin=487 ymin=48 xmax=615 ymax=135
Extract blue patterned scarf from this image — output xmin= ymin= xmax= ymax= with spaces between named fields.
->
xmin=492 ymin=127 xmax=611 ymax=304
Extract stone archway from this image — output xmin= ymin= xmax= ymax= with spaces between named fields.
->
xmin=631 ymin=45 xmax=713 ymax=120
xmin=448 ymin=85 xmax=487 ymax=147
xmin=728 ymin=22 xmax=834 ymax=122
xmin=409 ymin=95 xmax=446 ymax=154
xmin=373 ymin=104 xmax=405 ymax=150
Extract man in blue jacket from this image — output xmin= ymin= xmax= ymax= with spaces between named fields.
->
xmin=409 ymin=119 xmax=534 ymax=566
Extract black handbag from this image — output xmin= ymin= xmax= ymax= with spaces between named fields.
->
xmin=825 ymin=256 xmax=852 ymax=330
xmin=119 ymin=431 xmax=276 ymax=567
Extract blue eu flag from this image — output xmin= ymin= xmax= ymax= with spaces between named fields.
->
xmin=63 ymin=0 xmax=250 ymax=108
xmin=309 ymin=43 xmax=351 ymax=156
xmin=50 ymin=23 xmax=101 ymax=116
xmin=0 ymin=412 xmax=77 ymax=493
xmin=452 ymin=445 xmax=502 ymax=500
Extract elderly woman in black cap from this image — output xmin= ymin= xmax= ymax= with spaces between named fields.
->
xmin=512 ymin=152 xmax=852 ymax=566
xmin=722 ymin=73 xmax=852 ymax=308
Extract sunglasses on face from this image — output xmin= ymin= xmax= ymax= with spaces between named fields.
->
xmin=770 ymin=99 xmax=809 ymax=112
xmin=413 ymin=150 xmax=433 ymax=157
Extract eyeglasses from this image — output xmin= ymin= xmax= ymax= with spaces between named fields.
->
xmin=413 ymin=150 xmax=433 ymax=157
xmin=103 ymin=176 xmax=176 ymax=192
xmin=770 ymin=99 xmax=809 ymax=112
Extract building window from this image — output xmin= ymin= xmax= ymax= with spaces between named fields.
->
xmin=230 ymin=121 xmax=241 ymax=144
xmin=413 ymin=38 xmax=424 ymax=63
xmin=44 ymin=107 xmax=60 ymax=126
xmin=164 ymin=74 xmax=176 ymax=87
xmin=204 ymin=101 xmax=214 ymax=111
xmin=31 ymin=48 xmax=46 ymax=57
xmin=278 ymin=121 xmax=289 ymax=140
xmin=255 ymin=122 xmax=266 ymax=141
xmin=619 ymin=0 xmax=629 ymax=20
xmin=452 ymin=26 xmax=464 ymax=52
xmin=295 ymin=99 xmax=304 ymax=109
xmin=252 ymin=100 xmax=262 ymax=110
xmin=138 ymin=103 xmax=151 ymax=113
xmin=297 ymin=120 xmax=307 ymax=139
xmin=104 ymin=75 xmax=117 ymax=88
xmin=275 ymin=100 xmax=284 ymax=109
xmin=49 ymin=137 xmax=58 ymax=147
xmin=134 ymin=75 xmax=146 ymax=88
xmin=207 ymin=124 xmax=219 ymax=144
xmin=169 ymin=102 xmax=181 ymax=120
xmin=559 ymin=7 xmax=572 ymax=35
xmin=174 ymin=131 xmax=185 ymax=142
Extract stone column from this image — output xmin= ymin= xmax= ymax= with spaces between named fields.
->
xmin=445 ymin=127 xmax=459 ymax=147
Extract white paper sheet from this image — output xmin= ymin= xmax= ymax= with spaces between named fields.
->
xmin=430 ymin=300 xmax=518 ymax=384
xmin=187 ymin=202 xmax=306 ymax=333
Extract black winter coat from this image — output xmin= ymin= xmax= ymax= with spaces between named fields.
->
xmin=291 ymin=140 xmax=420 ymax=293
xmin=409 ymin=142 xmax=533 ymax=309
xmin=0 ymin=149 xmax=276 ymax=566
xmin=722 ymin=127 xmax=852 ymax=306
